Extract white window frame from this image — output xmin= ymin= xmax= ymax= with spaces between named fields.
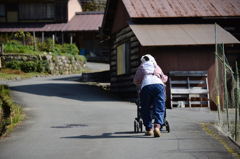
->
xmin=117 ymin=41 xmax=130 ymax=75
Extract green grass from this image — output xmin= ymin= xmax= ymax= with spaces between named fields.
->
xmin=0 ymin=85 xmax=25 ymax=139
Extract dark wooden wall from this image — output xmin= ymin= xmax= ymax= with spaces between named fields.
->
xmin=111 ymin=0 xmax=130 ymax=34
xmin=110 ymin=26 xmax=140 ymax=99
xmin=158 ymin=46 xmax=216 ymax=110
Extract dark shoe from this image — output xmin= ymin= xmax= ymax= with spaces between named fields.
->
xmin=154 ymin=128 xmax=161 ymax=137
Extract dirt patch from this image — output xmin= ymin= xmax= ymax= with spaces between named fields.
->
xmin=1 ymin=69 xmax=25 ymax=75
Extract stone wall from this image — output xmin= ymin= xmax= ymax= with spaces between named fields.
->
xmin=0 ymin=53 xmax=86 ymax=75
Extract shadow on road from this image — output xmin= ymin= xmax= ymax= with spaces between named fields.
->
xmin=60 ymin=131 xmax=169 ymax=139
xmin=10 ymin=83 xmax=120 ymax=102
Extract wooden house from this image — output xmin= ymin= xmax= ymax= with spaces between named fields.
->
xmin=0 ymin=0 xmax=105 ymax=57
xmin=100 ymin=0 xmax=240 ymax=110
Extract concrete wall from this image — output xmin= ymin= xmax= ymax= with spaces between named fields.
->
xmin=68 ymin=0 xmax=82 ymax=21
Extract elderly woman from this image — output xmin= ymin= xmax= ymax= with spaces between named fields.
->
xmin=133 ymin=54 xmax=168 ymax=137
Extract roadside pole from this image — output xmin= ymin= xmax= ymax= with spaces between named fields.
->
xmin=235 ymin=61 xmax=239 ymax=141
xmin=223 ymin=43 xmax=230 ymax=136
xmin=215 ymin=23 xmax=221 ymax=124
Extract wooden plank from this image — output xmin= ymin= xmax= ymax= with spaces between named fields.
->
xmin=131 ymin=47 xmax=139 ymax=54
xmin=169 ymin=71 xmax=207 ymax=76
xmin=171 ymin=101 xmax=208 ymax=105
xmin=191 ymin=101 xmax=208 ymax=105
xmin=114 ymin=31 xmax=135 ymax=44
xmin=131 ymin=41 xmax=140 ymax=48
xmin=189 ymin=94 xmax=208 ymax=97
xmin=130 ymin=36 xmax=138 ymax=42
xmin=171 ymin=89 xmax=209 ymax=94
xmin=171 ymin=80 xmax=206 ymax=84
xmin=171 ymin=80 xmax=188 ymax=84
xmin=171 ymin=87 xmax=188 ymax=89
xmin=116 ymin=27 xmax=131 ymax=38
xmin=169 ymin=77 xmax=173 ymax=108
xmin=130 ymin=54 xmax=139 ymax=60
xmin=206 ymin=77 xmax=210 ymax=108
xmin=172 ymin=95 xmax=189 ymax=98
xmin=172 ymin=101 xmax=189 ymax=105
xmin=172 ymin=87 xmax=207 ymax=89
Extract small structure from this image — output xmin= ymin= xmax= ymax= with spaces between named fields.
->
xmin=169 ymin=71 xmax=210 ymax=108
xmin=100 ymin=0 xmax=240 ymax=109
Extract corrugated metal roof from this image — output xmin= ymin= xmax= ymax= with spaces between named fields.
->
xmin=0 ymin=23 xmax=66 ymax=32
xmin=62 ymin=13 xmax=103 ymax=31
xmin=122 ymin=0 xmax=240 ymax=18
xmin=0 ymin=12 xmax=103 ymax=32
xmin=129 ymin=24 xmax=240 ymax=46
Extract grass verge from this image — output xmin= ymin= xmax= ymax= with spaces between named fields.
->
xmin=0 ymin=85 xmax=25 ymax=139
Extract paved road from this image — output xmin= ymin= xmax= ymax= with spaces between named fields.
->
xmin=0 ymin=63 xmax=237 ymax=159
xmin=86 ymin=62 xmax=110 ymax=72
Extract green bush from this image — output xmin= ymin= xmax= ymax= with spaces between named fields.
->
xmin=62 ymin=43 xmax=79 ymax=55
xmin=6 ymin=40 xmax=22 ymax=45
xmin=5 ymin=60 xmax=50 ymax=73
xmin=37 ymin=60 xmax=50 ymax=73
xmin=21 ymin=61 xmax=37 ymax=73
xmin=37 ymin=38 xmax=54 ymax=52
xmin=6 ymin=61 xmax=23 ymax=70
xmin=78 ymin=55 xmax=87 ymax=64
xmin=45 ymin=38 xmax=54 ymax=52
xmin=3 ymin=44 xmax=34 ymax=54
xmin=53 ymin=44 xmax=63 ymax=55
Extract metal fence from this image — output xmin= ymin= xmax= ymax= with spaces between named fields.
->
xmin=210 ymin=24 xmax=240 ymax=145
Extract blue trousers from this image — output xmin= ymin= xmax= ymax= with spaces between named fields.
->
xmin=140 ymin=84 xmax=165 ymax=131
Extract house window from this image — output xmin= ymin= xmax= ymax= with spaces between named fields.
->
xmin=117 ymin=41 xmax=130 ymax=75
xmin=0 ymin=4 xmax=5 ymax=16
xmin=43 ymin=3 xmax=54 ymax=19
xmin=19 ymin=3 xmax=54 ymax=19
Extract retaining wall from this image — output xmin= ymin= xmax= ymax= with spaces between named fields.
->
xmin=0 ymin=53 xmax=85 ymax=75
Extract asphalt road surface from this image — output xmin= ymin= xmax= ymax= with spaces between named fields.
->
xmin=0 ymin=63 xmax=237 ymax=159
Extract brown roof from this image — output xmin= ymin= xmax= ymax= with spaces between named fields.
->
xmin=62 ymin=12 xmax=104 ymax=31
xmin=0 ymin=23 xmax=66 ymax=32
xmin=129 ymin=24 xmax=240 ymax=46
xmin=0 ymin=12 xmax=103 ymax=32
xmin=122 ymin=0 xmax=240 ymax=18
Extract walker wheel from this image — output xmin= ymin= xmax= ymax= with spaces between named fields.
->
xmin=134 ymin=120 xmax=137 ymax=132
xmin=136 ymin=121 xmax=139 ymax=133
xmin=139 ymin=120 xmax=143 ymax=132
xmin=166 ymin=121 xmax=170 ymax=133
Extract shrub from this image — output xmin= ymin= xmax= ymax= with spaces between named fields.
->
xmin=62 ymin=43 xmax=79 ymax=55
xmin=6 ymin=40 xmax=22 ymax=46
xmin=53 ymin=44 xmax=63 ymax=55
xmin=21 ymin=61 xmax=37 ymax=73
xmin=37 ymin=60 xmax=49 ymax=73
xmin=78 ymin=55 xmax=87 ymax=64
xmin=3 ymin=44 xmax=34 ymax=54
xmin=6 ymin=61 xmax=23 ymax=70
xmin=37 ymin=38 xmax=54 ymax=52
